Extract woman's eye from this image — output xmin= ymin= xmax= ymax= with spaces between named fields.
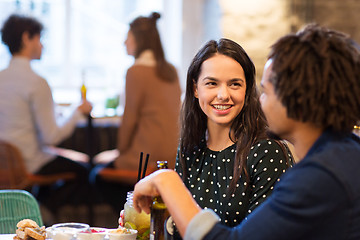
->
xmin=205 ymin=81 xmax=216 ymax=86
xmin=230 ymin=82 xmax=241 ymax=87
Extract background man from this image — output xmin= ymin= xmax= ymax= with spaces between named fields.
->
xmin=0 ymin=14 xmax=92 ymax=213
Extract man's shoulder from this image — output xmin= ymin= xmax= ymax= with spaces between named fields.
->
xmin=309 ymin=133 xmax=360 ymax=165
xmin=20 ymin=69 xmax=48 ymax=86
xmin=302 ymin=134 xmax=360 ymax=195
xmin=0 ymin=68 xmax=46 ymax=88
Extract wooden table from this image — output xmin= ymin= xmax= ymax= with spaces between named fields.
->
xmin=59 ymin=115 xmax=121 ymax=167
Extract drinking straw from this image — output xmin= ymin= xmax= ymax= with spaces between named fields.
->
xmin=137 ymin=152 xmax=144 ymax=182
xmin=142 ymin=154 xmax=150 ymax=179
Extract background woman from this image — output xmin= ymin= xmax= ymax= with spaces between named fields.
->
xmin=92 ymin=12 xmax=181 ymax=214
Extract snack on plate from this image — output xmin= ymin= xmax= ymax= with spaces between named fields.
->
xmin=108 ymin=227 xmax=137 ymax=240
xmin=17 ymin=219 xmax=39 ymax=229
xmin=14 ymin=219 xmax=46 ymax=240
xmin=109 ymin=227 xmax=132 ymax=235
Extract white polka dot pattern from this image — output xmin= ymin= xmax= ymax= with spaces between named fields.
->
xmin=174 ymin=139 xmax=293 ymax=227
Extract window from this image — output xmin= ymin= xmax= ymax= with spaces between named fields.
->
xmin=0 ymin=0 xmax=172 ymax=117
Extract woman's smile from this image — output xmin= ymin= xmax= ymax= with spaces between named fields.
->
xmin=212 ymin=104 xmax=233 ymax=114
xmin=195 ymin=54 xmax=246 ymax=127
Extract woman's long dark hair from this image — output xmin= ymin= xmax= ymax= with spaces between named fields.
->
xmin=179 ymin=38 xmax=268 ymax=194
xmin=129 ymin=12 xmax=177 ymax=82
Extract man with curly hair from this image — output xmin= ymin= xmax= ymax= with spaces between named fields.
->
xmin=131 ymin=24 xmax=360 ymax=240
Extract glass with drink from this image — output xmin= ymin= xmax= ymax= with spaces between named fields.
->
xmin=124 ymin=191 xmax=151 ymax=240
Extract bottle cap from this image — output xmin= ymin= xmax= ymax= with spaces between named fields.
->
xmin=157 ymin=161 xmax=168 ymax=169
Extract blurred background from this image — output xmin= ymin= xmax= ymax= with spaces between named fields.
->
xmin=1 ymin=0 xmax=360 ymax=227
xmin=1 ymin=0 xmax=359 ymax=115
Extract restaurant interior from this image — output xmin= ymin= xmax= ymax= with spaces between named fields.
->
xmin=1 ymin=0 xmax=360 ymax=231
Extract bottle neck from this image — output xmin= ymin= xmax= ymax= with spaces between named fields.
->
xmin=126 ymin=191 xmax=133 ymax=206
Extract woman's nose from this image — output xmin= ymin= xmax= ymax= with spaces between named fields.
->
xmin=217 ymin=85 xmax=230 ymax=101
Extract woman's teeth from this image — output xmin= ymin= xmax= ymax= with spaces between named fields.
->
xmin=213 ymin=105 xmax=231 ymax=110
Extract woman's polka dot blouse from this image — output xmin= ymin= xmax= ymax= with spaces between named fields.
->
xmin=175 ymin=139 xmax=293 ymax=227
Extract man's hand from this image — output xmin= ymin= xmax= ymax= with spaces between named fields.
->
xmin=77 ymin=100 xmax=92 ymax=115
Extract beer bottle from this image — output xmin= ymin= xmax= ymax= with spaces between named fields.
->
xmin=164 ymin=214 xmax=181 ymax=240
xmin=150 ymin=161 xmax=169 ymax=240
xmin=80 ymin=71 xmax=87 ymax=100
xmin=81 ymin=83 xmax=87 ymax=100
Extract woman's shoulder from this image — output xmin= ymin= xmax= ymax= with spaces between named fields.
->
xmin=128 ymin=65 xmax=160 ymax=82
xmin=179 ymin=138 xmax=206 ymax=160
xmin=250 ymin=139 xmax=282 ymax=153
xmin=125 ymin=65 xmax=156 ymax=85
xmin=247 ymin=139 xmax=293 ymax=168
xmin=127 ymin=64 xmax=155 ymax=74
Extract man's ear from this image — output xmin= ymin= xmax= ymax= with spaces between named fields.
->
xmin=22 ymin=31 xmax=30 ymax=41
xmin=21 ymin=31 xmax=30 ymax=47
xmin=193 ymin=80 xmax=198 ymax=98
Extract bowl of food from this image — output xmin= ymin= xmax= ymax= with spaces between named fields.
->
xmin=77 ymin=227 xmax=107 ymax=240
xmin=49 ymin=222 xmax=90 ymax=240
xmin=108 ymin=227 xmax=137 ymax=240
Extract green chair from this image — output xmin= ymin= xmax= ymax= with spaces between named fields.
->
xmin=0 ymin=189 xmax=43 ymax=234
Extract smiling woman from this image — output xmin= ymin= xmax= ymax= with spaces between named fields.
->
xmin=173 ymin=39 xmax=294 ymax=237
xmin=194 ymin=54 xmax=246 ymax=134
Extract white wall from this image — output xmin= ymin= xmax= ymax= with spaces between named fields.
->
xmin=219 ymin=0 xmax=292 ymax=81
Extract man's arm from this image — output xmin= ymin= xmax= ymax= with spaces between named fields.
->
xmin=31 ymin=78 xmax=83 ymax=145
xmin=133 ymin=164 xmax=348 ymax=240
xmin=133 ymin=169 xmax=203 ymax=236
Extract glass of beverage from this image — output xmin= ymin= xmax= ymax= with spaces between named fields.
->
xmin=124 ymin=191 xmax=151 ymax=240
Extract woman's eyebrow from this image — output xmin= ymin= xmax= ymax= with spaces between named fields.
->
xmin=201 ymin=76 xmax=218 ymax=81
xmin=229 ymin=78 xmax=245 ymax=83
xmin=200 ymin=77 xmax=245 ymax=84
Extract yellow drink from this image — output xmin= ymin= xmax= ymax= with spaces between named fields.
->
xmin=124 ymin=191 xmax=150 ymax=240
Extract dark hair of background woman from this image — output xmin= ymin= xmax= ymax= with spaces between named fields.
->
xmin=179 ymin=38 xmax=268 ymax=194
xmin=129 ymin=12 xmax=177 ymax=83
